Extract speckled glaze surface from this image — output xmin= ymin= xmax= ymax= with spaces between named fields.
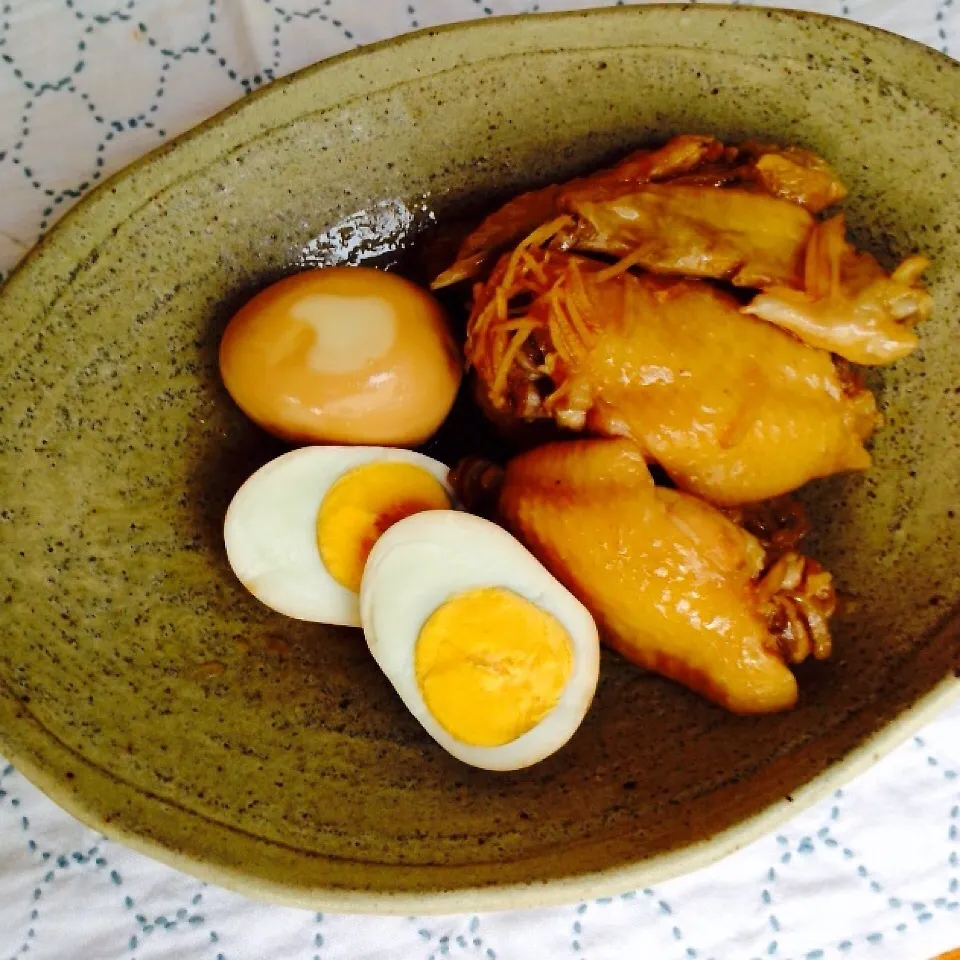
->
xmin=0 ymin=5 xmax=958 ymax=913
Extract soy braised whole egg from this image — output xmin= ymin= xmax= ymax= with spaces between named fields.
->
xmin=224 ymin=446 xmax=451 ymax=627
xmin=360 ymin=511 xmax=601 ymax=770
xmin=219 ymin=267 xmax=461 ymax=446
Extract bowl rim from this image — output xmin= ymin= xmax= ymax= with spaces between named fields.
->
xmin=1 ymin=3 xmax=958 ymax=914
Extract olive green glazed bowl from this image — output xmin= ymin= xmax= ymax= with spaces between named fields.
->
xmin=1 ymin=5 xmax=959 ymax=913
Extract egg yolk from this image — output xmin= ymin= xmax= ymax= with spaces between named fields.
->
xmin=415 ymin=587 xmax=573 ymax=747
xmin=219 ymin=267 xmax=462 ymax=446
xmin=317 ymin=462 xmax=449 ymax=593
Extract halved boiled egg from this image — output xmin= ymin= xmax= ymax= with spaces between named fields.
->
xmin=224 ymin=447 xmax=451 ymax=626
xmin=360 ymin=511 xmax=600 ymax=770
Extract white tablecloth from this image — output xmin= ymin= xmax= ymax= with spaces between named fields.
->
xmin=1 ymin=2 xmax=959 ymax=958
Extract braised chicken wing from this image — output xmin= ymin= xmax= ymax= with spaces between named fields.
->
xmin=432 ymin=134 xmax=844 ymax=290
xmin=466 ymin=244 xmax=877 ymax=505
xmin=451 ymin=439 xmax=836 ymax=714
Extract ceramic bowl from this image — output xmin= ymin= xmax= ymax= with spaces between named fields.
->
xmin=1 ymin=5 xmax=958 ymax=912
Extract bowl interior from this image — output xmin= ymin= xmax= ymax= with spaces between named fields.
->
xmin=0 ymin=7 xmax=958 ymax=910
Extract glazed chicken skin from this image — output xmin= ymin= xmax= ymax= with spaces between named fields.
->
xmin=466 ymin=245 xmax=878 ymax=506
xmin=452 ymin=439 xmax=836 ymax=714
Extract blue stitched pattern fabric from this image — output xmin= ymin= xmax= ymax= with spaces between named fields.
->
xmin=1 ymin=2 xmax=958 ymax=958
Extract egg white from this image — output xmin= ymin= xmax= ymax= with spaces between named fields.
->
xmin=224 ymin=446 xmax=451 ymax=627
xmin=360 ymin=511 xmax=600 ymax=771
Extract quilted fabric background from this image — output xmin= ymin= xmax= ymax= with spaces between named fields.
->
xmin=1 ymin=2 xmax=958 ymax=959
